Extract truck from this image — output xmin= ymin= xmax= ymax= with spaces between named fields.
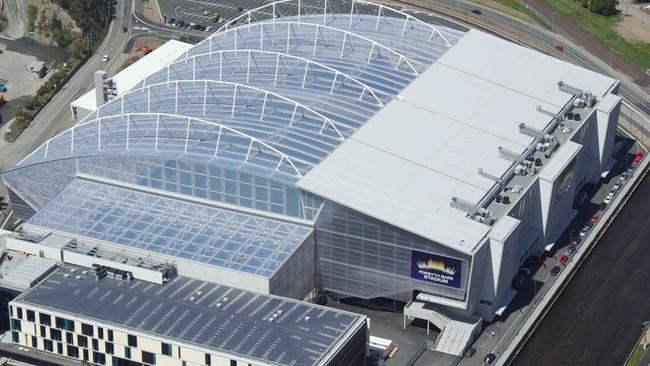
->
xmin=211 ymin=12 xmax=221 ymax=22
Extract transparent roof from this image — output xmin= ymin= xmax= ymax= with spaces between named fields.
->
xmin=13 ymin=1 xmax=465 ymax=185
xmin=27 ymin=179 xmax=313 ymax=277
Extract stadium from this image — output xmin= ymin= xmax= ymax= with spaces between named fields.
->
xmin=1 ymin=0 xmax=621 ymax=362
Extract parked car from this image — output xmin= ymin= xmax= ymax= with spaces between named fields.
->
xmin=567 ymin=245 xmax=577 ymax=254
xmin=604 ymin=196 xmax=612 ymax=205
xmin=555 ymin=44 xmax=565 ymax=52
xmin=590 ymin=214 xmax=599 ymax=224
xmin=559 ymin=254 xmax=570 ymax=265
xmin=465 ymin=347 xmax=476 ymax=358
xmin=550 ymin=266 xmax=561 ymax=276
xmin=0 ymin=84 xmax=7 ymax=92
xmin=620 ymin=172 xmax=628 ymax=181
xmin=169 ymin=18 xmax=176 ymax=25
xmin=519 ymin=267 xmax=532 ymax=275
xmin=612 ymin=183 xmax=622 ymax=191
xmin=632 ymin=152 xmax=645 ymax=167
xmin=188 ymin=36 xmax=200 ymax=44
xmin=571 ymin=236 xmax=582 ymax=246
xmin=579 ymin=226 xmax=589 ymax=237
xmin=236 ymin=6 xmax=244 ymax=12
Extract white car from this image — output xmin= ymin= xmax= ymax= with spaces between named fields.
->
xmin=102 ymin=54 xmax=109 ymax=62
xmin=203 ymin=10 xmax=209 ymax=16
xmin=612 ymin=183 xmax=621 ymax=191
xmin=604 ymin=196 xmax=612 ymax=204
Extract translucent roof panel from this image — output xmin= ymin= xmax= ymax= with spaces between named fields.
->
xmin=14 ymin=2 xmax=465 ymax=187
xmin=27 ymin=179 xmax=313 ymax=277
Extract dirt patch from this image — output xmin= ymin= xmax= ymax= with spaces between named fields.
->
xmin=117 ymin=36 xmax=165 ymax=72
xmin=141 ymin=0 xmax=163 ymax=24
xmin=615 ymin=0 xmax=650 ymax=43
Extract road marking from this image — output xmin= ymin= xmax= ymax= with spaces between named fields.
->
xmin=133 ymin=26 xmax=150 ymax=30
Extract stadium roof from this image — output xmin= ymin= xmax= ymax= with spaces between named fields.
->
xmin=27 ymin=179 xmax=313 ymax=278
xmin=15 ymin=264 xmax=366 ymax=366
xmin=298 ymin=30 xmax=618 ymax=252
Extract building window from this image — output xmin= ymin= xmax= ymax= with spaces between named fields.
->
xmin=56 ymin=342 xmax=63 ymax=354
xmin=81 ymin=323 xmax=94 ymax=337
xmin=107 ymin=330 xmax=113 ymax=342
xmin=67 ymin=345 xmax=79 ymax=358
xmin=11 ymin=331 xmax=18 ymax=344
xmin=44 ymin=339 xmax=53 ymax=352
xmin=161 ymin=342 xmax=172 ymax=356
xmin=16 ymin=307 xmax=22 ymax=319
xmin=10 ymin=318 xmax=21 ymax=332
xmin=39 ymin=313 xmax=51 ymax=326
xmin=230 ymin=361 xmax=237 ymax=366
xmin=205 ymin=353 xmax=211 ymax=365
xmin=78 ymin=335 xmax=88 ymax=348
xmin=55 ymin=317 xmax=74 ymax=332
xmin=98 ymin=327 xmax=104 ymax=340
xmin=26 ymin=310 xmax=35 ymax=322
xmin=124 ymin=346 xmax=131 ymax=359
xmin=127 ymin=334 xmax=137 ymax=347
xmin=105 ymin=342 xmax=114 ymax=354
xmin=31 ymin=336 xmax=37 ymax=348
xmin=83 ymin=349 xmax=89 ymax=361
xmin=66 ymin=332 xmax=74 ymax=345
xmin=93 ymin=351 xmax=106 ymax=365
xmin=92 ymin=338 xmax=99 ymax=351
xmin=142 ymin=351 xmax=156 ymax=365
xmin=50 ymin=328 xmax=62 ymax=341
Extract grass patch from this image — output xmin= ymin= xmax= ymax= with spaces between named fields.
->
xmin=625 ymin=344 xmax=646 ymax=366
xmin=490 ymin=0 xmax=552 ymax=29
xmin=542 ymin=0 xmax=650 ymax=71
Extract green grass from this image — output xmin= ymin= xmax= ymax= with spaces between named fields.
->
xmin=542 ymin=0 xmax=650 ymax=71
xmin=625 ymin=344 xmax=646 ymax=366
xmin=490 ymin=0 xmax=552 ymax=29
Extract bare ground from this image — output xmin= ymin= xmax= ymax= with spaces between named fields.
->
xmin=117 ymin=36 xmax=165 ymax=72
xmin=615 ymin=0 xmax=650 ymax=43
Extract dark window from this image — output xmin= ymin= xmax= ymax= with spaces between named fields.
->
xmin=230 ymin=361 xmax=237 ymax=366
xmin=44 ymin=339 xmax=53 ymax=352
xmin=11 ymin=331 xmax=18 ymax=343
xmin=93 ymin=351 xmax=106 ymax=365
xmin=124 ymin=346 xmax=131 ymax=359
xmin=98 ymin=327 xmax=104 ymax=340
xmin=50 ymin=328 xmax=62 ymax=341
xmin=66 ymin=332 xmax=74 ymax=344
xmin=107 ymin=330 xmax=113 ymax=342
xmin=142 ymin=351 xmax=156 ymax=365
xmin=39 ymin=313 xmax=51 ymax=326
xmin=92 ymin=338 xmax=99 ymax=351
xmin=16 ymin=307 xmax=22 ymax=319
xmin=81 ymin=323 xmax=94 ymax=337
xmin=56 ymin=342 xmax=63 ymax=354
xmin=83 ymin=349 xmax=89 ymax=361
xmin=10 ymin=318 xmax=21 ymax=331
xmin=26 ymin=310 xmax=35 ymax=322
xmin=127 ymin=334 xmax=137 ymax=347
xmin=77 ymin=334 xmax=88 ymax=348
xmin=67 ymin=345 xmax=79 ymax=358
xmin=55 ymin=317 xmax=74 ymax=332
xmin=105 ymin=342 xmax=114 ymax=354
xmin=31 ymin=336 xmax=37 ymax=348
xmin=40 ymin=325 xmax=46 ymax=337
xmin=161 ymin=342 xmax=172 ymax=356
xmin=205 ymin=353 xmax=211 ymax=365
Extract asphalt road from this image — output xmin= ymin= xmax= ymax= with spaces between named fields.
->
xmin=512 ymin=172 xmax=650 ymax=366
xmin=0 ymin=0 xmax=132 ymax=171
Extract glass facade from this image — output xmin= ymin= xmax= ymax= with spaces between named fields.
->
xmin=315 ymin=202 xmax=470 ymax=301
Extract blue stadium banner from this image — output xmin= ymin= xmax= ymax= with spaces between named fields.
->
xmin=410 ymin=250 xmax=462 ymax=288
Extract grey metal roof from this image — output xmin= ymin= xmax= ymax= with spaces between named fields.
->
xmin=16 ymin=264 xmax=366 ymax=366
xmin=27 ymin=179 xmax=313 ymax=278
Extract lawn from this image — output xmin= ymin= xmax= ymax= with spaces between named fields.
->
xmin=542 ymin=0 xmax=650 ymax=71
xmin=625 ymin=344 xmax=646 ymax=366
xmin=492 ymin=0 xmax=552 ymax=29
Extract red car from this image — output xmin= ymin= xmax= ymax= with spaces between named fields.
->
xmin=632 ymin=152 xmax=644 ymax=167
xmin=559 ymin=254 xmax=570 ymax=265
xmin=555 ymin=44 xmax=565 ymax=52
xmin=590 ymin=214 xmax=598 ymax=224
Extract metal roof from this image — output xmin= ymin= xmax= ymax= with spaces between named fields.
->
xmin=27 ymin=179 xmax=313 ymax=278
xmin=15 ymin=264 xmax=366 ymax=366
xmin=298 ymin=29 xmax=618 ymax=252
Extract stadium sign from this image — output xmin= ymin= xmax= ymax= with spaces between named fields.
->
xmin=410 ymin=250 xmax=462 ymax=288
